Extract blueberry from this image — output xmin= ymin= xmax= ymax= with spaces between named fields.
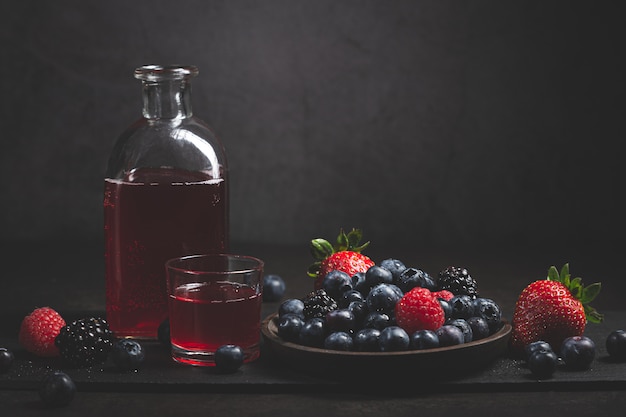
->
xmin=339 ymin=289 xmax=365 ymax=308
xmin=214 ymin=345 xmax=244 ymax=373
xmin=397 ymin=268 xmax=435 ymax=292
xmin=323 ymin=270 xmax=353 ymax=300
xmin=299 ymin=318 xmax=326 ymax=348
xmin=438 ymin=299 xmax=452 ymax=320
xmin=0 ymin=348 xmax=14 ymax=373
xmin=263 ymin=274 xmax=286 ymax=302
xmin=366 ymin=283 xmax=403 ymax=314
xmin=278 ymin=298 xmax=305 ymax=319
xmin=325 ymin=308 xmax=356 ymax=334
xmin=524 ymin=340 xmax=554 ymax=360
xmin=435 ymin=325 xmax=465 ymax=347
xmin=365 ymin=265 xmax=394 ymax=287
xmin=606 ymin=330 xmax=626 ymax=361
xmin=39 ymin=371 xmax=76 ymax=408
xmin=466 ymin=316 xmax=490 ymax=341
xmin=347 ymin=300 xmax=369 ymax=325
xmin=528 ymin=349 xmax=558 ymax=379
xmin=379 ymin=258 xmax=407 ymax=282
xmin=111 ymin=339 xmax=145 ymax=371
xmin=352 ymin=272 xmax=370 ymax=296
xmin=560 ymin=336 xmax=596 ymax=370
xmin=379 ymin=326 xmax=410 ymax=352
xmin=157 ymin=318 xmax=170 ymax=347
xmin=324 ymin=332 xmax=354 ymax=351
xmin=447 ymin=318 xmax=473 ymax=343
xmin=410 ymin=330 xmax=440 ymax=350
xmin=353 ymin=328 xmax=381 ymax=352
xmin=362 ymin=312 xmax=393 ymax=330
xmin=277 ymin=313 xmax=305 ymax=342
xmin=449 ymin=295 xmax=474 ymax=319
xmin=472 ymin=298 xmax=502 ymax=332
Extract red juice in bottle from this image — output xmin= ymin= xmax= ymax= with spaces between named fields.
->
xmin=104 ymin=167 xmax=228 ymax=339
xmin=168 ymin=281 xmax=262 ymax=366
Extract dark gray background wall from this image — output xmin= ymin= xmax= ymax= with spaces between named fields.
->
xmin=1 ymin=0 xmax=624 ymax=251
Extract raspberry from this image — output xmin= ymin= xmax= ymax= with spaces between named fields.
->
xmin=18 ymin=307 xmax=66 ymax=357
xmin=395 ymin=287 xmax=445 ymax=334
xmin=432 ymin=290 xmax=454 ymax=301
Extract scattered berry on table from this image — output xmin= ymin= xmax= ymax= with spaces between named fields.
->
xmin=527 ymin=349 xmax=558 ymax=379
xmin=302 ymin=289 xmax=338 ymax=320
xmin=509 ymin=263 xmax=602 ymax=354
xmin=278 ymin=299 xmax=305 ymax=319
xmin=214 ymin=345 xmax=244 ymax=373
xmin=298 ymin=318 xmax=326 ymax=348
xmin=39 ymin=371 xmax=76 ymax=408
xmin=366 ymin=283 xmax=403 ymax=314
xmin=437 ymin=266 xmax=479 ymax=299
xmin=410 ymin=329 xmax=440 ymax=350
xmin=524 ymin=340 xmax=554 ymax=360
xmin=18 ymin=307 xmax=66 ymax=357
xmin=606 ymin=329 xmax=626 ymax=361
xmin=435 ymin=325 xmax=465 ymax=347
xmin=353 ymin=328 xmax=381 ymax=352
xmin=560 ymin=335 xmax=596 ymax=370
xmin=55 ymin=317 xmax=114 ymax=367
xmin=324 ymin=332 xmax=353 ymax=351
xmin=395 ymin=287 xmax=445 ymax=334
xmin=111 ymin=339 xmax=145 ymax=372
xmin=157 ymin=318 xmax=170 ymax=347
xmin=0 ymin=348 xmax=15 ymax=373
xmin=277 ymin=313 xmax=305 ymax=343
xmin=379 ymin=326 xmax=410 ymax=352
xmin=322 ymin=270 xmax=353 ymax=300
xmin=263 ymin=274 xmax=286 ymax=302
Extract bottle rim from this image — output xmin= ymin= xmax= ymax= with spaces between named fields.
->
xmin=134 ymin=65 xmax=199 ymax=81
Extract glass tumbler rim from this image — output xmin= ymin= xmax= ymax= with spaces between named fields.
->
xmin=165 ymin=253 xmax=264 ymax=276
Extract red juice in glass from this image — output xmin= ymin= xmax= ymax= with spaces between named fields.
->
xmin=104 ymin=167 xmax=228 ymax=339
xmin=169 ymin=281 xmax=262 ymax=366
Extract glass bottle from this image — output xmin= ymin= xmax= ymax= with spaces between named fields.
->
xmin=103 ymin=65 xmax=229 ymax=339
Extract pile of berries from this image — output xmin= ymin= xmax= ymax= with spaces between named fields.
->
xmin=275 ymin=259 xmax=504 ymax=352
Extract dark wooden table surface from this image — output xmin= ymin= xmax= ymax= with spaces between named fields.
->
xmin=1 ymin=240 xmax=624 ymax=416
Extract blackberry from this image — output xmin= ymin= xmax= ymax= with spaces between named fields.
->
xmin=55 ymin=317 xmax=114 ymax=367
xmin=302 ymin=289 xmax=338 ymax=320
xmin=437 ymin=266 xmax=479 ymax=299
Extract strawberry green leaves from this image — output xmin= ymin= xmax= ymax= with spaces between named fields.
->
xmin=546 ymin=263 xmax=603 ymax=324
xmin=307 ymin=228 xmax=370 ymax=279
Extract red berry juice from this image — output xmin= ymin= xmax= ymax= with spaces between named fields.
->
xmin=104 ymin=167 xmax=228 ymax=339
xmin=169 ymin=281 xmax=262 ymax=366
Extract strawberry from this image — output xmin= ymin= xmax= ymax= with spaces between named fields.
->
xmin=308 ymin=228 xmax=375 ymax=290
xmin=18 ymin=307 xmax=66 ymax=357
xmin=510 ymin=263 xmax=603 ymax=354
xmin=395 ymin=287 xmax=445 ymax=334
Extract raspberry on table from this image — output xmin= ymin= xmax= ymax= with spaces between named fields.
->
xmin=18 ymin=307 xmax=66 ymax=357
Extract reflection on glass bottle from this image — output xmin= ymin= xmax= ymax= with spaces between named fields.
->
xmin=104 ymin=65 xmax=229 ymax=339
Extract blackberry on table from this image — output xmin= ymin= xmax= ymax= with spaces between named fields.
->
xmin=437 ymin=266 xmax=479 ymax=299
xmin=55 ymin=317 xmax=114 ymax=367
xmin=302 ymin=289 xmax=338 ymax=320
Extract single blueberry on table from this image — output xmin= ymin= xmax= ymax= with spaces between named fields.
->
xmin=524 ymin=340 xmax=554 ymax=360
xmin=111 ymin=339 xmax=146 ymax=372
xmin=278 ymin=298 xmax=305 ymax=319
xmin=560 ymin=336 xmax=596 ymax=370
xmin=39 ymin=371 xmax=76 ymax=408
xmin=263 ymin=274 xmax=286 ymax=302
xmin=410 ymin=330 xmax=440 ymax=350
xmin=528 ymin=349 xmax=558 ymax=379
xmin=214 ymin=345 xmax=244 ymax=373
xmin=0 ymin=348 xmax=14 ymax=373
xmin=606 ymin=329 xmax=626 ymax=361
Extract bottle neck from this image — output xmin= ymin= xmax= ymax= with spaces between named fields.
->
xmin=142 ymin=79 xmax=193 ymax=120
